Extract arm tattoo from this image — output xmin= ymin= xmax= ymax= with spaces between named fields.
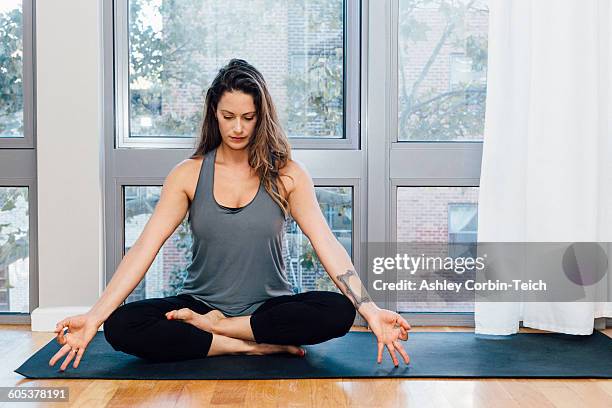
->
xmin=337 ymin=269 xmax=372 ymax=309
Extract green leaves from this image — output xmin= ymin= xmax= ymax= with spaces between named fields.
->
xmin=398 ymin=0 xmax=489 ymax=141
xmin=128 ymin=0 xmax=345 ymax=139
xmin=0 ymin=8 xmax=24 ymax=135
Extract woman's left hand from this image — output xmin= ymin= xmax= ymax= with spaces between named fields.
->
xmin=365 ymin=307 xmax=411 ymax=366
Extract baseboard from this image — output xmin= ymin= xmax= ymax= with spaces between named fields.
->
xmin=399 ymin=312 xmax=475 ymax=327
xmin=30 ymin=307 xmax=105 ymax=332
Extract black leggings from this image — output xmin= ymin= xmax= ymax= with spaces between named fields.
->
xmin=103 ymin=291 xmax=356 ymax=362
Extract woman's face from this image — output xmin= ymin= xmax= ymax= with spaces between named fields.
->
xmin=216 ymin=91 xmax=258 ymax=149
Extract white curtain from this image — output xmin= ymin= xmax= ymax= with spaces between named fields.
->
xmin=476 ymin=0 xmax=612 ymax=335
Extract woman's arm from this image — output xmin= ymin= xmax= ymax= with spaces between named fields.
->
xmin=89 ymin=160 xmax=194 ymax=324
xmin=50 ymin=159 xmax=197 ymax=371
xmin=284 ymin=161 xmax=410 ymax=365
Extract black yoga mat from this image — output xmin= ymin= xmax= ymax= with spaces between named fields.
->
xmin=15 ymin=331 xmax=612 ymax=380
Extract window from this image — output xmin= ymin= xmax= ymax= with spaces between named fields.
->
xmin=0 ymin=0 xmax=24 ymax=138
xmin=0 ymin=187 xmax=29 ymax=312
xmin=123 ymin=186 xmax=189 ymax=302
xmin=396 ymin=187 xmax=478 ymax=313
xmin=285 ymin=186 xmax=352 ymax=293
xmin=397 ymin=0 xmax=488 ymax=141
xmin=448 ymin=202 xmax=478 ymax=258
xmin=118 ymin=0 xmax=356 ymax=148
xmin=123 ymin=185 xmax=353 ymax=302
xmin=0 ymin=0 xmax=35 ymax=323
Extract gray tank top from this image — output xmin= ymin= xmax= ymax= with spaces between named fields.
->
xmin=176 ymin=146 xmax=295 ymax=316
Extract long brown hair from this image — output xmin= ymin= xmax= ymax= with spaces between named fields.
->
xmin=190 ymin=59 xmax=293 ymax=217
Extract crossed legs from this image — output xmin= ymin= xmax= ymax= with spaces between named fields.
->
xmin=103 ymin=291 xmax=355 ymax=362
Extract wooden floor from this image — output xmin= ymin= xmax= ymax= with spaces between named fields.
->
xmin=0 ymin=325 xmax=610 ymax=408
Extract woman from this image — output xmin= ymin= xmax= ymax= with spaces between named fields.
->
xmin=49 ymin=59 xmax=410 ymax=371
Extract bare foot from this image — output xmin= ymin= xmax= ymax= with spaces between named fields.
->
xmin=247 ymin=342 xmax=306 ymax=357
xmin=207 ymin=334 xmax=307 ymax=358
xmin=165 ymin=308 xmax=225 ymax=333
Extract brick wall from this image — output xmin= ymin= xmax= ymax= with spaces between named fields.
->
xmin=396 ymin=187 xmax=479 ymax=312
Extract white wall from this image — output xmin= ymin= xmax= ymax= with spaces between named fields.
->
xmin=32 ymin=0 xmax=104 ymax=330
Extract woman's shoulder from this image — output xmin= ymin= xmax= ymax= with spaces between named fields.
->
xmin=166 ymin=156 xmax=204 ymax=200
xmin=176 ymin=156 xmax=204 ymax=175
xmin=278 ymin=158 xmax=310 ymax=195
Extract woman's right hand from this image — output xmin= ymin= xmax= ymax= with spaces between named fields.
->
xmin=48 ymin=313 xmax=101 ymax=371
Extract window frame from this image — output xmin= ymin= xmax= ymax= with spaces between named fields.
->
xmin=0 ymin=0 xmax=36 ymax=148
xmin=113 ymin=0 xmax=360 ymax=150
xmin=0 ymin=170 xmax=39 ymax=323
xmin=387 ymin=0 xmax=485 ymax=325
xmin=0 ymin=0 xmax=37 ymax=324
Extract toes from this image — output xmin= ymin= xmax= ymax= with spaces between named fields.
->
xmin=179 ymin=308 xmax=195 ymax=320
xmin=166 ymin=308 xmax=194 ymax=320
xmin=166 ymin=310 xmax=179 ymax=319
xmin=286 ymin=345 xmax=306 ymax=356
